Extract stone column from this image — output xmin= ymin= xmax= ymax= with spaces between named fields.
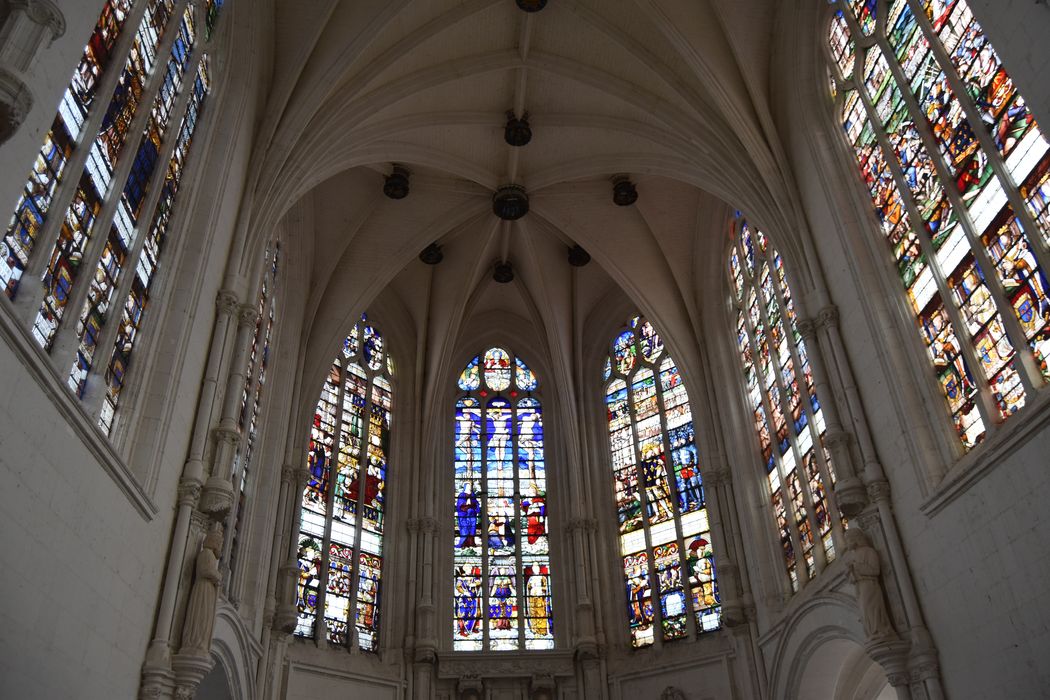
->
xmin=0 ymin=0 xmax=64 ymax=143
xmin=274 ymin=465 xmax=311 ymax=633
xmin=199 ymin=302 xmax=261 ymax=519
xmin=797 ymin=313 xmax=867 ymax=517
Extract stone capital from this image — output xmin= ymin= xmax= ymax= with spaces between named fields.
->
xmin=797 ymin=317 xmax=818 ymax=341
xmin=215 ymin=289 xmax=239 ymax=316
xmin=817 ymin=304 xmax=840 ymax=330
xmin=6 ymin=0 xmax=66 ymax=38
xmin=237 ymin=303 xmax=260 ymax=328
xmin=177 ymin=478 xmax=203 ymax=508
xmin=280 ymin=463 xmax=298 ymax=486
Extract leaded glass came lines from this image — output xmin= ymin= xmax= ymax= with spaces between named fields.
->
xmin=729 ymin=218 xmax=841 ymax=592
xmin=829 ymin=0 xmax=1050 ymax=450
xmin=1 ymin=0 xmax=225 ymax=438
xmin=453 ymin=348 xmax=554 ymax=651
xmin=603 ymin=317 xmax=720 ymax=648
xmin=295 ymin=315 xmax=391 ymax=652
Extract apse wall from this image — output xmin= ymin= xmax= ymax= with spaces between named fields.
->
xmin=777 ymin=2 xmax=1050 ymax=696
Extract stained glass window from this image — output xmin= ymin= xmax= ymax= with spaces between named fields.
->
xmin=228 ymin=244 xmax=280 ymax=589
xmin=729 ymin=219 xmax=842 ymax=592
xmin=454 ymin=348 xmax=553 ymax=651
xmin=1 ymin=0 xmax=223 ymax=437
xmin=603 ymin=318 xmax=721 ymax=648
xmin=828 ymin=0 xmax=1050 ymax=451
xmin=295 ymin=314 xmax=392 ymax=652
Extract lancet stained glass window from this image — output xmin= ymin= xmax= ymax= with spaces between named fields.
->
xmin=728 ymin=218 xmax=843 ymax=592
xmin=1 ymin=0 xmax=222 ymax=437
xmin=453 ymin=348 xmax=554 ymax=651
xmin=603 ymin=318 xmax=720 ymax=648
xmin=295 ymin=315 xmax=391 ymax=652
xmin=828 ymin=0 xmax=1050 ymax=450
xmin=228 ymin=244 xmax=280 ymax=589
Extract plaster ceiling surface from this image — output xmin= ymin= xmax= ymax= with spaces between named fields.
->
xmin=236 ymin=0 xmax=803 ymax=391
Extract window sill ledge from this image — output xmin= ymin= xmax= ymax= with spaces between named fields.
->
xmin=921 ymin=390 xmax=1050 ymax=518
xmin=0 ymin=300 xmax=157 ymax=521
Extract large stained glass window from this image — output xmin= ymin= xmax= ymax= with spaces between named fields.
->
xmin=1 ymin=0 xmax=223 ymax=436
xmin=829 ymin=0 xmax=1050 ymax=450
xmin=602 ymin=318 xmax=720 ymax=648
xmin=228 ymin=243 xmax=280 ymax=591
xmin=453 ymin=348 xmax=554 ymax=651
xmin=728 ymin=218 xmax=842 ymax=592
xmin=295 ymin=315 xmax=392 ymax=652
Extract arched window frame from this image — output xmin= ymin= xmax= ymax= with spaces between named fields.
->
xmin=601 ymin=316 xmax=722 ymax=649
xmin=0 ymin=0 xmax=225 ymax=439
xmin=824 ymin=0 xmax=1050 ymax=454
xmin=294 ymin=314 xmax=393 ymax=653
xmin=727 ymin=218 xmax=844 ymax=593
xmin=451 ymin=347 xmax=555 ymax=652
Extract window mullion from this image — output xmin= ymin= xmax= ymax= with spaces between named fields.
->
xmin=347 ymin=374 xmax=374 ymax=653
xmin=626 ymin=365 xmax=664 ymax=648
xmin=314 ymin=363 xmax=348 ymax=645
xmin=764 ymin=246 xmax=844 ymax=548
xmin=738 ymin=289 xmax=807 ymax=592
xmin=751 ymin=262 xmax=829 ymax=576
xmin=876 ymin=35 xmax=1043 ymax=395
xmin=906 ymin=0 xmax=1050 ymax=274
xmin=12 ymin=0 xmax=154 ymax=313
xmin=512 ymin=398 xmax=525 ymax=650
xmin=480 ymin=398 xmax=490 ymax=651
xmin=46 ymin=0 xmax=195 ymax=369
xmin=652 ymin=359 xmax=699 ymax=641
xmin=852 ymin=67 xmax=1002 ymax=430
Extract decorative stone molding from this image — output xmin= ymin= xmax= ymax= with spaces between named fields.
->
xmin=177 ymin=479 xmax=203 ymax=508
xmin=215 ymin=289 xmax=239 ymax=315
xmin=660 ymin=688 xmax=687 ymax=700
xmin=703 ymin=467 xmax=730 ymax=488
xmin=171 ymin=653 xmax=214 ymax=700
xmin=280 ymin=463 xmax=297 ymax=486
xmin=439 ymin=653 xmax=576 ymax=679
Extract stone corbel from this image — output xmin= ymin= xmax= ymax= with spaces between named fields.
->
xmin=198 ymin=424 xmax=241 ymax=518
xmin=715 ymin=560 xmax=749 ymax=629
xmin=273 ymin=559 xmax=301 ymax=634
xmin=0 ymin=67 xmax=30 ymax=143
xmin=816 ymin=304 xmax=840 ymax=331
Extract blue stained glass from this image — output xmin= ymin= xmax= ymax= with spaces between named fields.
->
xmin=605 ymin=316 xmax=721 ymax=645
xmin=454 ymin=349 xmax=553 ymax=650
xmin=515 ymin=357 xmax=538 ymax=391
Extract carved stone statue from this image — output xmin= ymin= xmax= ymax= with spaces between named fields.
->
xmin=180 ymin=524 xmax=224 ymax=656
xmin=844 ymin=529 xmax=895 ymax=640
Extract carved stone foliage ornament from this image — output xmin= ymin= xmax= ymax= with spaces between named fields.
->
xmin=661 ymin=687 xmax=687 ymax=700
xmin=844 ymin=529 xmax=896 ymax=641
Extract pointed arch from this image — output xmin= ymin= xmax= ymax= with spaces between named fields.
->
xmin=602 ymin=316 xmax=721 ymax=648
xmin=294 ymin=314 xmax=393 ymax=652
xmin=453 ymin=347 xmax=554 ymax=651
